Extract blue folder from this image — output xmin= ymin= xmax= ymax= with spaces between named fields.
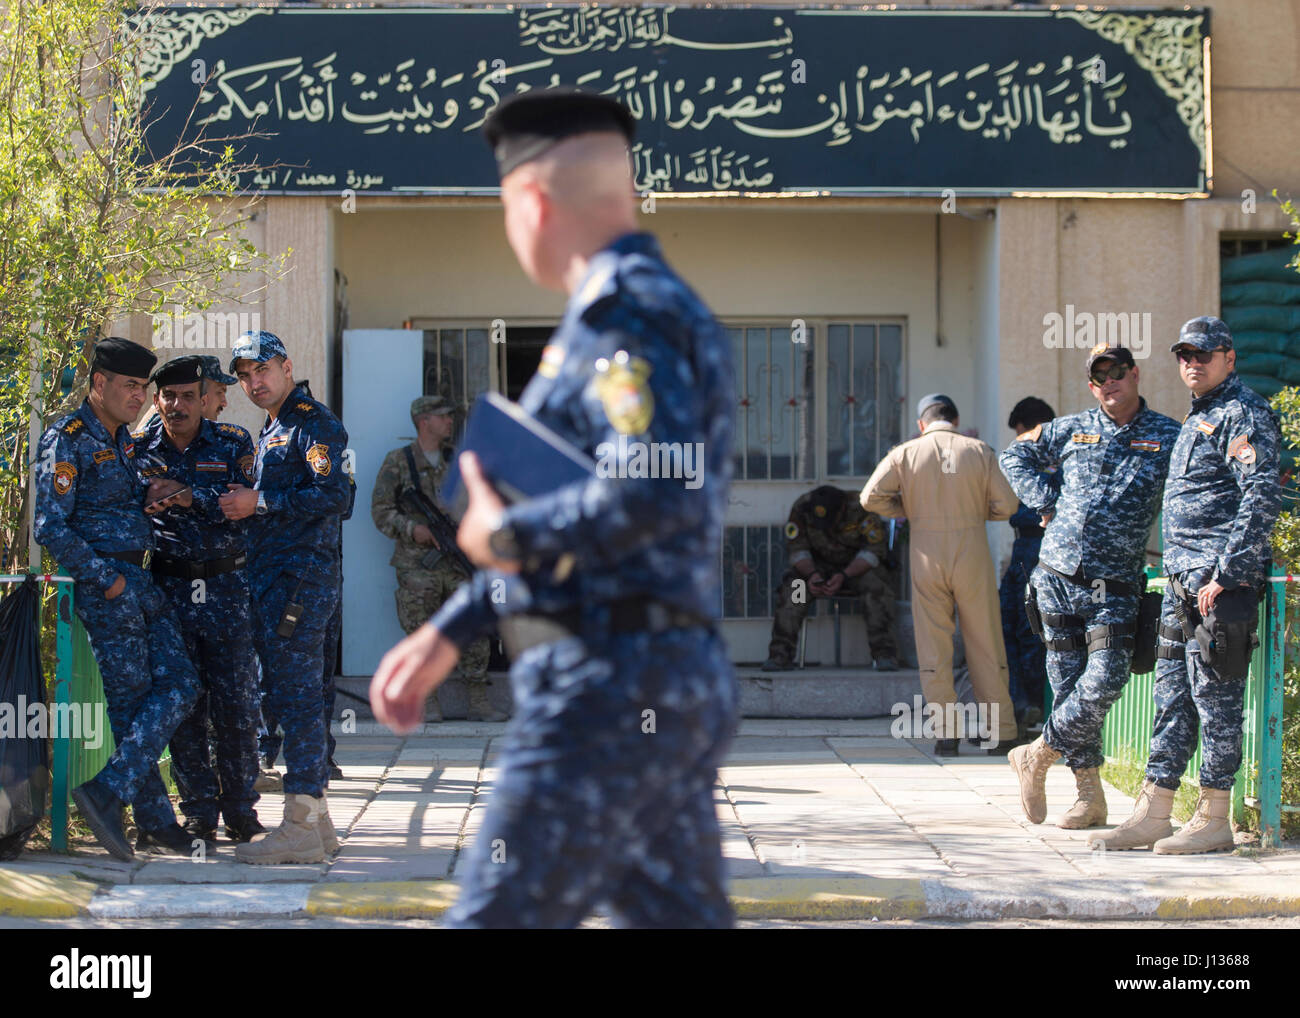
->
xmin=440 ymin=391 xmax=597 ymax=515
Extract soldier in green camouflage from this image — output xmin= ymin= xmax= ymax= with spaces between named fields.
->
xmin=763 ymin=486 xmax=900 ymax=671
xmin=370 ymin=396 xmax=502 ymax=721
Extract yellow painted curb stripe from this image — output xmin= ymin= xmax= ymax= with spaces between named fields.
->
xmin=729 ymin=877 xmax=928 ymax=919
xmin=1155 ymin=894 xmax=1300 ymax=919
xmin=306 ymin=880 xmax=458 ymax=918
xmin=0 ymin=869 xmax=99 ymax=918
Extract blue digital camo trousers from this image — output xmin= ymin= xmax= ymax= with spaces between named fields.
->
xmin=447 ymin=625 xmax=738 ymax=929
xmin=1149 ymin=565 xmax=1248 ymax=791
xmin=74 ymin=563 xmax=201 ymax=830
xmin=251 ymin=571 xmax=337 ymax=797
xmin=1035 ymin=566 xmax=1137 ymax=770
xmin=156 ymin=571 xmax=261 ymax=827
xmin=259 ymin=582 xmax=342 ymax=770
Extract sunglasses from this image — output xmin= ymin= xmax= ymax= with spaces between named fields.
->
xmin=1174 ymin=347 xmax=1218 ymax=365
xmin=1089 ymin=362 xmax=1132 ymax=386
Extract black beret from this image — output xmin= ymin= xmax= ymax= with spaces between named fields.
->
xmin=482 ymin=87 xmax=636 ymax=179
xmin=150 ymin=355 xmax=206 ymax=389
xmin=91 ymin=337 xmax=156 ymax=380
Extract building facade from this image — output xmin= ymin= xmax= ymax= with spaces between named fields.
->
xmin=127 ymin=2 xmax=1300 ymax=673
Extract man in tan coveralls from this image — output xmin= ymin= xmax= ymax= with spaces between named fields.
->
xmin=370 ymin=396 xmax=502 ymax=722
xmin=860 ymin=394 xmax=1020 ymax=754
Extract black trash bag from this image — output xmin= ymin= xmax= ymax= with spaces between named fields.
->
xmin=0 ymin=576 xmax=49 ymax=859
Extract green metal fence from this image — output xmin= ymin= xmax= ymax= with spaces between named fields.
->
xmin=48 ymin=580 xmax=115 ymax=852
xmin=1099 ymin=575 xmax=1287 ymax=848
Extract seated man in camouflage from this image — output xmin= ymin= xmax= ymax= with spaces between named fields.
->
xmin=763 ymin=485 xmax=899 ymax=671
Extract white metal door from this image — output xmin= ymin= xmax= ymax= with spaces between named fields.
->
xmin=341 ymin=329 xmax=423 ymax=676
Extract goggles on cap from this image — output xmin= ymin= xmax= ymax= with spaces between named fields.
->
xmin=1089 ymin=362 xmax=1132 ymax=386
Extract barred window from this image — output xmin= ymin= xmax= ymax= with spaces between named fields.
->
xmin=729 ymin=325 xmax=816 ymax=481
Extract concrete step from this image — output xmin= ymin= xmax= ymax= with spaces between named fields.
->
xmin=336 ymin=668 xmax=922 ymax=721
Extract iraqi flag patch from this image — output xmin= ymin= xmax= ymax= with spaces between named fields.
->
xmin=1129 ymin=439 xmax=1161 ymax=452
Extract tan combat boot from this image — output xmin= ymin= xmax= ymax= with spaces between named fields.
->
xmin=467 ymin=678 xmax=508 ymax=723
xmin=1059 ymin=767 xmax=1108 ymax=829
xmin=235 ymin=793 xmax=327 ymax=864
xmin=1153 ymin=787 xmax=1235 ymax=855
xmin=318 ymin=795 xmax=340 ymax=856
xmin=1008 ymin=736 xmax=1061 ymax=824
xmin=1087 ymin=780 xmax=1175 ymax=850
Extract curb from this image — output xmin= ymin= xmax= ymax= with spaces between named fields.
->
xmin=7 ymin=875 xmax=1300 ymax=921
xmin=0 ymin=869 xmax=100 ymax=918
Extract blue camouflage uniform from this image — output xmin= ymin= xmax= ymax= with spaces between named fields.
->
xmin=33 ymin=401 xmax=201 ymax=830
xmin=1000 ymin=399 xmax=1180 ymax=769
xmin=1000 ymin=499 xmax=1049 ymax=716
xmin=132 ymin=413 xmax=261 ymax=830
xmin=1151 ymin=370 xmax=1281 ymax=790
xmin=430 ymin=231 xmax=738 ymax=928
xmin=234 ymin=355 xmax=352 ymax=800
xmin=257 ymin=386 xmax=355 ymax=778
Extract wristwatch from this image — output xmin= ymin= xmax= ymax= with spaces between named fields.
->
xmin=487 ymin=510 xmax=520 ymax=561
xmin=255 ymin=492 xmax=268 ymax=516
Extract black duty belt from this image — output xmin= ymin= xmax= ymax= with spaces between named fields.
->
xmin=497 ymin=598 xmax=712 ymax=658
xmin=1039 ymin=563 xmax=1138 ymax=599
xmin=1015 ymin=526 xmax=1045 ymax=540
xmin=151 ymin=551 xmax=247 ymax=580
xmin=101 ymin=550 xmax=148 ymax=567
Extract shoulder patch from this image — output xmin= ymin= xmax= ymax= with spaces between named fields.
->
xmin=239 ymin=454 xmax=255 ymax=481
xmin=294 ymin=401 xmax=317 ymax=416
xmin=306 ymin=443 xmax=332 ymax=476
xmin=1227 ymin=434 xmax=1256 ymax=465
xmin=53 ymin=462 xmax=77 ymax=495
xmin=784 ymin=521 xmax=799 ymax=540
xmin=594 ymin=351 xmax=654 ymax=435
xmin=1017 ymin=423 xmax=1043 ymax=443
xmin=63 ymin=419 xmax=83 ymax=435
xmin=217 ymin=422 xmax=248 ymax=438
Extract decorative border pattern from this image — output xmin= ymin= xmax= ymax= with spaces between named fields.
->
xmin=1059 ymin=10 xmax=1207 ymax=169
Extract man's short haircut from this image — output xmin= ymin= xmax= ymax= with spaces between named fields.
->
xmin=920 ymin=402 xmax=959 ymax=425
xmin=1008 ymin=397 xmax=1056 ymax=430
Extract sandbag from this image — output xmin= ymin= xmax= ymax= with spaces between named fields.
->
xmin=1222 ymin=281 xmax=1300 ymax=307
xmin=1221 ymin=248 xmax=1300 ymax=284
xmin=1230 ymin=330 xmax=1290 ymax=355
xmin=1222 ymin=306 xmax=1300 ymax=333
xmin=1237 ymin=374 xmax=1283 ymax=399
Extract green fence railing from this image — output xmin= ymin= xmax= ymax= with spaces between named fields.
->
xmin=48 ymin=579 xmax=116 ymax=852
xmin=1099 ymin=576 xmax=1287 ymax=848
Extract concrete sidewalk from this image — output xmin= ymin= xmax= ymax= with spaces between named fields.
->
xmin=3 ymin=719 xmax=1297 ymax=921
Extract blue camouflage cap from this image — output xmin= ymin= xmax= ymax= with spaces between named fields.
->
xmin=916 ymin=393 xmax=958 ymax=418
xmin=228 ymin=330 xmax=288 ymax=373
xmin=1171 ymin=316 xmax=1233 ymax=353
xmin=198 ymin=355 xmax=236 ymax=385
